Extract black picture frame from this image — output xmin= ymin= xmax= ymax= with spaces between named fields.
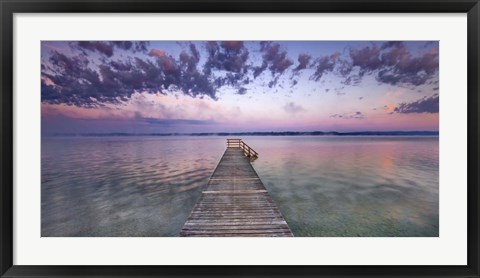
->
xmin=1 ymin=0 xmax=479 ymax=277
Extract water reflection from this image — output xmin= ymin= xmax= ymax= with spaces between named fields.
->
xmin=42 ymin=136 xmax=438 ymax=237
xmin=247 ymin=136 xmax=439 ymax=237
xmin=42 ymin=136 xmax=225 ymax=236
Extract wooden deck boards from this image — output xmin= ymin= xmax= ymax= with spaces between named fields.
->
xmin=180 ymin=147 xmax=293 ymax=237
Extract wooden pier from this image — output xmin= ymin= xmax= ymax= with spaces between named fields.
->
xmin=180 ymin=139 xmax=293 ymax=237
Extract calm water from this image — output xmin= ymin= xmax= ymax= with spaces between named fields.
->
xmin=42 ymin=136 xmax=438 ymax=237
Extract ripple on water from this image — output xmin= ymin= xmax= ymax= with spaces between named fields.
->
xmin=42 ymin=136 xmax=438 ymax=237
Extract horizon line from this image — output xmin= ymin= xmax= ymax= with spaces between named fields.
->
xmin=43 ymin=130 xmax=440 ymax=137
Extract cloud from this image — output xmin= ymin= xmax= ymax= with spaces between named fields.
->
xmin=112 ymin=41 xmax=149 ymax=53
xmin=383 ymin=104 xmax=395 ymax=113
xmin=221 ymin=41 xmax=244 ymax=52
xmin=134 ymin=41 xmax=149 ymax=52
xmin=286 ymin=42 xmax=438 ymax=88
xmin=42 ymin=52 xmax=105 ymax=107
xmin=394 ymin=94 xmax=439 ymax=113
xmin=41 ymin=41 xmax=439 ymax=108
xmin=203 ymin=41 xmax=250 ymax=91
xmin=148 ymin=49 xmax=166 ymax=57
xmin=330 ymin=111 xmax=364 ymax=119
xmin=41 ymin=91 xmax=241 ymax=134
xmin=75 ymin=41 xmax=149 ymax=57
xmin=310 ymin=52 xmax=340 ymax=81
xmin=347 ymin=42 xmax=439 ymax=86
xmin=290 ymin=79 xmax=298 ymax=87
xmin=109 ymin=60 xmax=133 ymax=71
xmin=349 ymin=45 xmax=382 ymax=74
xmin=237 ymin=87 xmax=247 ymax=95
xmin=254 ymin=42 xmax=293 ymax=78
xmin=341 ymin=75 xmax=361 ymax=86
xmin=293 ymin=53 xmax=311 ymax=72
xmin=77 ymin=41 xmax=114 ymax=57
xmin=112 ymin=41 xmax=133 ymax=50
xmin=204 ymin=41 xmax=249 ymax=74
xmin=283 ymin=102 xmax=305 ymax=114
xmin=381 ymin=41 xmax=404 ymax=50
xmin=42 ymin=43 xmax=217 ymax=107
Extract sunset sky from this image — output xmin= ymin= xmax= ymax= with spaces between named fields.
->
xmin=41 ymin=41 xmax=439 ymax=134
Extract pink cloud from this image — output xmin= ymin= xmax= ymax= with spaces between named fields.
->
xmin=148 ymin=49 xmax=166 ymax=58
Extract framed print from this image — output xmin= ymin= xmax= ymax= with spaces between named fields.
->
xmin=1 ymin=0 xmax=479 ymax=277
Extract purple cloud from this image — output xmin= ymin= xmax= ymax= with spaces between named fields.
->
xmin=394 ymin=94 xmax=439 ymax=114
xmin=77 ymin=41 xmax=114 ymax=57
xmin=204 ymin=41 xmax=249 ymax=74
xmin=293 ymin=53 xmax=312 ymax=72
xmin=41 ymin=41 xmax=439 ymax=108
xmin=348 ymin=42 xmax=439 ymax=86
xmin=254 ymin=42 xmax=293 ymax=78
xmin=283 ymin=102 xmax=305 ymax=114
xmin=42 ymin=43 xmax=216 ymax=107
xmin=310 ymin=52 xmax=340 ymax=81
xmin=76 ymin=41 xmax=149 ymax=57
xmin=330 ymin=111 xmax=364 ymax=119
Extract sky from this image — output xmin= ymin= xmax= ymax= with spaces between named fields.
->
xmin=41 ymin=41 xmax=439 ymax=134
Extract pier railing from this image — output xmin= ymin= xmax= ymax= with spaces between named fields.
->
xmin=227 ymin=139 xmax=258 ymax=158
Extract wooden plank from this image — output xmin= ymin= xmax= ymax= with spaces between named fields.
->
xmin=202 ymin=190 xmax=268 ymax=194
xmin=180 ymin=145 xmax=293 ymax=237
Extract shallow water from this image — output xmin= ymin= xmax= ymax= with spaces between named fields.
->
xmin=41 ymin=136 xmax=438 ymax=237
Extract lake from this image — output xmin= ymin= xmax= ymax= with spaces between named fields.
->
xmin=41 ymin=136 xmax=438 ymax=237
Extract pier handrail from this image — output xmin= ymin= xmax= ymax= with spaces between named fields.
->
xmin=226 ymin=139 xmax=258 ymax=158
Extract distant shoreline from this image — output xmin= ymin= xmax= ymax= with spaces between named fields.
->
xmin=45 ymin=131 xmax=439 ymax=137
